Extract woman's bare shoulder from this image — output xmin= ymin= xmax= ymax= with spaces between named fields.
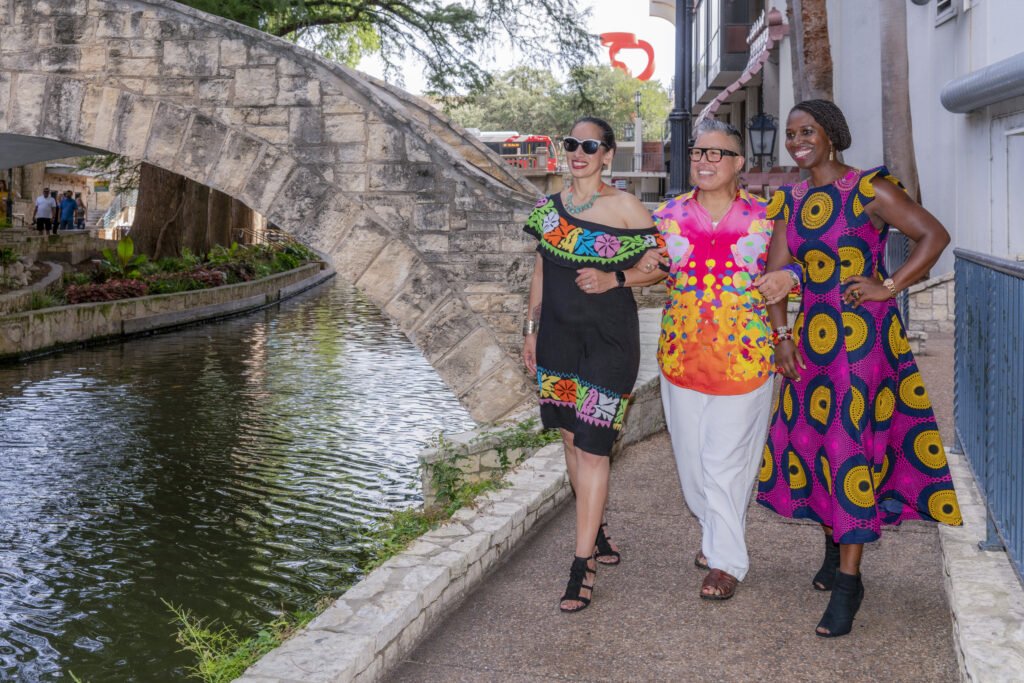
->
xmin=605 ymin=188 xmax=654 ymax=229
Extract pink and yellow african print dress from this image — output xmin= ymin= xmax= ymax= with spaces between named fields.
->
xmin=756 ymin=166 xmax=962 ymax=543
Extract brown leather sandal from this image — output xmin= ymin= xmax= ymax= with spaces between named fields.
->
xmin=700 ymin=568 xmax=738 ymax=600
xmin=694 ymin=551 xmax=709 ymax=570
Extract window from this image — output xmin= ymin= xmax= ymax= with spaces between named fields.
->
xmin=935 ymin=0 xmax=957 ymax=25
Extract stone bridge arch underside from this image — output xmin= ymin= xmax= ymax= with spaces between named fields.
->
xmin=0 ymin=0 xmax=543 ymax=422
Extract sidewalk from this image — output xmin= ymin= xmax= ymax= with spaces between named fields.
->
xmin=386 ymin=325 xmax=968 ymax=681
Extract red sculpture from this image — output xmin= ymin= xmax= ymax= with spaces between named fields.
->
xmin=600 ymin=32 xmax=656 ymax=81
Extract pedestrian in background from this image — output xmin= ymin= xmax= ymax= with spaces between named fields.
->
xmin=758 ymin=99 xmax=962 ymax=637
xmin=74 ymin=192 xmax=86 ymax=230
xmin=59 ymin=190 xmax=77 ymax=232
xmin=522 ymin=116 xmax=667 ymax=612
xmin=32 ymin=187 xmax=56 ymax=235
xmin=651 ymin=119 xmax=800 ymax=601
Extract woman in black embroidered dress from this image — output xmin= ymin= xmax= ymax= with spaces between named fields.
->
xmin=521 ymin=117 xmax=667 ymax=611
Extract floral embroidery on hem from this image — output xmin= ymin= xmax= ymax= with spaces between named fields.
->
xmin=536 ymin=366 xmax=630 ymax=431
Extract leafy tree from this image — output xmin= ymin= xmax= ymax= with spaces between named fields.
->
xmin=566 ymin=65 xmax=673 ymax=140
xmin=449 ymin=66 xmax=672 ymax=142
xmin=75 ymin=154 xmax=139 ymax=193
xmin=180 ymin=0 xmax=597 ymax=95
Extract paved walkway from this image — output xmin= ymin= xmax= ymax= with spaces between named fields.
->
xmin=387 ymin=325 xmax=965 ymax=682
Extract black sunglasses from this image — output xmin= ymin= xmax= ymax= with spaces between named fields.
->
xmin=562 ymin=137 xmax=606 ymax=154
xmin=689 ymin=147 xmax=741 ymax=162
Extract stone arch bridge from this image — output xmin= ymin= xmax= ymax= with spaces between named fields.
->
xmin=0 ymin=0 xmax=543 ymax=422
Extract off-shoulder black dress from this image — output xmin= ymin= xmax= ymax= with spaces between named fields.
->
xmin=523 ymin=194 xmax=664 ymax=456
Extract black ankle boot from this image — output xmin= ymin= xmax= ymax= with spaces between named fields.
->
xmin=816 ymin=570 xmax=864 ymax=638
xmin=812 ymin=534 xmax=841 ymax=591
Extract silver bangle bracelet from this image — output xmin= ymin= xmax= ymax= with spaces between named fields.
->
xmin=523 ymin=319 xmax=538 ymax=335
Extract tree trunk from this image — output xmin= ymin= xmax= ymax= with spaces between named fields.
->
xmin=180 ymin=180 xmax=210 ymax=256
xmin=879 ymin=1 xmax=921 ymax=203
xmin=130 ymin=163 xmax=186 ymax=259
xmin=787 ymin=0 xmax=834 ymax=103
xmin=207 ymin=189 xmax=234 ymax=248
xmin=230 ymin=198 xmax=253 ymax=245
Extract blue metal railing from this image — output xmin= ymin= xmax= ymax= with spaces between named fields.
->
xmin=884 ymin=228 xmax=911 ymax=321
xmin=953 ymin=248 xmax=1024 ymax=584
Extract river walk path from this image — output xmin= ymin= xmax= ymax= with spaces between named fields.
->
xmin=384 ymin=325 xmax=989 ymax=682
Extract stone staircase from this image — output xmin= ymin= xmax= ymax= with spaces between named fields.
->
xmin=86 ymin=208 xmax=105 ymax=229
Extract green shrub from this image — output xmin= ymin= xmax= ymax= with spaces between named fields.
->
xmin=63 ymin=272 xmax=92 ymax=287
xmin=100 ymin=237 xmax=147 ymax=279
xmin=270 ymin=251 xmax=301 ymax=272
xmin=28 ymin=291 xmax=63 ymax=310
xmin=0 ymin=247 xmax=18 ymax=265
xmin=164 ymin=599 xmax=326 ymax=683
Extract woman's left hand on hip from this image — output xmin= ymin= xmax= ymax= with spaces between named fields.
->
xmin=841 ymin=276 xmax=890 ymax=307
xmin=575 ymin=268 xmax=614 ymax=294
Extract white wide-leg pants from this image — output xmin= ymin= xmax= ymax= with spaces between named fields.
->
xmin=660 ymin=376 xmax=774 ymax=581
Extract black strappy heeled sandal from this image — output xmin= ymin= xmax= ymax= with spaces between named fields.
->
xmin=559 ymin=555 xmax=596 ymax=612
xmin=594 ymin=522 xmax=621 ymax=566
xmin=812 ymin=533 xmax=841 ymax=591
xmin=816 ymin=570 xmax=864 ymax=637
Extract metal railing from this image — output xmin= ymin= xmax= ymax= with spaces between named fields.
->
xmin=953 ymin=248 xmax=1024 ymax=584
xmin=610 ymin=152 xmax=666 ymax=174
xmin=884 ymin=228 xmax=911 ymax=321
xmin=498 ymin=153 xmax=561 ymax=172
xmin=99 ymin=189 xmax=138 ymax=230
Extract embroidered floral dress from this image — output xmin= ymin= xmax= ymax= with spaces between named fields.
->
xmin=523 ymin=194 xmax=665 ymax=456
xmin=756 ymin=166 xmax=962 ymax=543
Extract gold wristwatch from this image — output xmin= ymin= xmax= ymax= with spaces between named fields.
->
xmin=882 ymin=278 xmax=898 ymax=299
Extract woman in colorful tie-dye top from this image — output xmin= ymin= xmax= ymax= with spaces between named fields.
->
xmin=651 ymin=119 xmax=799 ymax=601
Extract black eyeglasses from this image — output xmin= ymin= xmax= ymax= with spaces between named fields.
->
xmin=689 ymin=147 xmax=741 ymax=162
xmin=562 ymin=137 xmax=606 ymax=154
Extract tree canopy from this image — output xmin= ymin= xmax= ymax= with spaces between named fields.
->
xmin=180 ymin=0 xmax=597 ymax=95
xmin=448 ymin=65 xmax=672 ymax=142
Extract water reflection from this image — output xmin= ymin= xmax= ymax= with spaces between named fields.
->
xmin=0 ymin=277 xmax=475 ymax=681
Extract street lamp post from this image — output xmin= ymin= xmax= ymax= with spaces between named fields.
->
xmin=634 ymin=89 xmax=643 ymax=174
xmin=667 ymin=0 xmax=693 ymax=198
xmin=747 ymin=112 xmax=778 ymax=170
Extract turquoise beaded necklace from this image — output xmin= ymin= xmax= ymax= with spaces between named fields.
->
xmin=565 ymin=182 xmax=604 ymax=215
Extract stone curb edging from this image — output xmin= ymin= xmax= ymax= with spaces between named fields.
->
xmin=0 ymin=261 xmax=64 ymax=316
xmin=938 ymin=448 xmax=1024 ymax=682
xmin=237 ymin=370 xmax=668 ymax=683
xmin=0 ymin=263 xmax=334 ymax=362
xmin=235 ymin=441 xmax=572 ymax=683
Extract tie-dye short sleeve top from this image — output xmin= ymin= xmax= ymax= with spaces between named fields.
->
xmin=652 ymin=189 xmax=774 ymax=395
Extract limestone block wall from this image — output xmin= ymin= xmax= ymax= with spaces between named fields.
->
xmin=907 ymin=272 xmax=954 ymax=334
xmin=0 ymin=0 xmax=542 ymax=422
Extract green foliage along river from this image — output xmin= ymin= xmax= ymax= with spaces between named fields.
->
xmin=0 ymin=276 xmax=475 ymax=681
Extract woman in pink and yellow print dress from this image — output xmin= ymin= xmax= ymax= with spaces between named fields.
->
xmin=652 ymin=119 xmax=798 ymax=601
xmin=758 ymin=99 xmax=962 ymax=638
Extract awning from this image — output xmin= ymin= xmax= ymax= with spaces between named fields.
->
xmin=940 ymin=51 xmax=1024 ymax=113
xmin=696 ymin=8 xmax=788 ymax=124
